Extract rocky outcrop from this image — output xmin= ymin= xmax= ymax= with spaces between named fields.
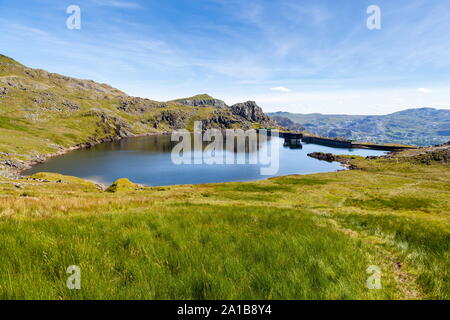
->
xmin=201 ymin=110 xmax=241 ymax=129
xmin=0 ymin=159 xmax=27 ymax=179
xmin=308 ymin=144 xmax=450 ymax=169
xmin=84 ymin=109 xmax=134 ymax=138
xmin=0 ymin=86 xmax=8 ymax=96
xmin=153 ymin=98 xmax=276 ymax=130
xmin=307 ymin=152 xmax=337 ymax=162
xmin=0 ymin=159 xmax=27 ymax=170
xmin=117 ymin=97 xmax=165 ymax=113
xmin=153 ymin=109 xmax=191 ymax=129
xmin=415 ymin=149 xmax=450 ymax=164
xmin=404 ymin=143 xmax=450 ymax=165
xmin=307 ymin=152 xmax=358 ymax=169
xmin=62 ymin=99 xmax=80 ymax=111
xmin=28 ymin=92 xmax=81 ymax=112
xmin=230 ymin=101 xmax=274 ymax=124
xmin=178 ymin=98 xmax=228 ymax=109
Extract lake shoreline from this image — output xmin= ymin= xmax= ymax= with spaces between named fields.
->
xmin=4 ymin=131 xmax=394 ymax=183
xmin=19 ymin=135 xmax=390 ymax=187
xmin=9 ymin=131 xmax=173 ymax=179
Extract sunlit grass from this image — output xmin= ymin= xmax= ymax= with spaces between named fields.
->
xmin=0 ymin=156 xmax=448 ymax=300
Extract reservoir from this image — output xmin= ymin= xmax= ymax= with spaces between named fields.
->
xmin=22 ymin=134 xmax=387 ymax=186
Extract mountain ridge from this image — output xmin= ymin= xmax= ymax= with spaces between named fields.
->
xmin=269 ymin=108 xmax=450 ymax=146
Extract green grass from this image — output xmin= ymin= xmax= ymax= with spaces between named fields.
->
xmin=0 ymin=116 xmax=32 ymax=131
xmin=106 ymin=178 xmax=139 ymax=193
xmin=0 ymin=154 xmax=448 ymax=300
xmin=271 ymin=177 xmax=331 ymax=186
xmin=0 ymin=205 xmax=397 ymax=299
xmin=215 ymin=182 xmax=293 ymax=193
xmin=344 ymin=196 xmax=433 ymax=210
xmin=171 ymin=94 xmax=215 ymax=102
xmin=336 ymin=213 xmax=449 ymax=299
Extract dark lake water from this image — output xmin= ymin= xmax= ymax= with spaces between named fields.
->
xmin=23 ymin=135 xmax=387 ymax=186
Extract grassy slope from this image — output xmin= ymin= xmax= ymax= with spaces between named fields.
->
xmin=0 ymin=154 xmax=448 ymax=300
xmin=0 ymin=55 xmax=124 ymax=159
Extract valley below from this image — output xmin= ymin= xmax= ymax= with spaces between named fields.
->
xmin=270 ymin=109 xmax=450 ymax=147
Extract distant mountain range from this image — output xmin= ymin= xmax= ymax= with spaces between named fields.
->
xmin=269 ymin=108 xmax=450 ymax=147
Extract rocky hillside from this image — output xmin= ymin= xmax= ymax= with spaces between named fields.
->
xmin=270 ymin=108 xmax=450 ymax=146
xmin=393 ymin=141 xmax=450 ymax=165
xmin=270 ymin=115 xmax=304 ymax=131
xmin=0 ymin=54 xmax=275 ymax=176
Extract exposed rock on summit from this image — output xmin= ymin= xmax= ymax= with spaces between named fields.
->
xmin=230 ymin=101 xmax=274 ymax=124
xmin=178 ymin=98 xmax=228 ymax=109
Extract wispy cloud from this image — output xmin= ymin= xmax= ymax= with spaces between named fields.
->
xmin=227 ymin=87 xmax=450 ymax=114
xmin=1 ymin=0 xmax=449 ymax=113
xmin=92 ymin=0 xmax=142 ymax=9
xmin=270 ymin=86 xmax=290 ymax=92
xmin=282 ymin=2 xmax=332 ymax=26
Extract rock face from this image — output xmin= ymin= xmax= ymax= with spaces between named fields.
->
xmin=201 ymin=109 xmax=241 ymax=130
xmin=153 ymin=110 xmax=191 ymax=129
xmin=117 ymin=97 xmax=165 ymax=113
xmin=173 ymin=97 xmax=276 ymax=129
xmin=178 ymin=98 xmax=228 ymax=109
xmin=84 ymin=109 xmax=134 ymax=138
xmin=0 ymin=159 xmax=26 ymax=170
xmin=230 ymin=101 xmax=273 ymax=123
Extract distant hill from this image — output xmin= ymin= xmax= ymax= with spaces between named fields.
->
xmin=0 ymin=54 xmax=275 ymax=175
xmin=269 ymin=108 xmax=450 ymax=146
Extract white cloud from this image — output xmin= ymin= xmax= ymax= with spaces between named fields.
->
xmin=270 ymin=86 xmax=290 ymax=92
xmin=418 ymin=88 xmax=432 ymax=93
xmin=225 ymin=87 xmax=450 ymax=115
xmin=92 ymin=0 xmax=142 ymax=9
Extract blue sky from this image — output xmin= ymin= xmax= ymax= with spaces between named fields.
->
xmin=1 ymin=0 xmax=450 ymax=114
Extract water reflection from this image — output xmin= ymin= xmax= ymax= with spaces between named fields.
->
xmin=23 ymin=135 xmax=387 ymax=186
